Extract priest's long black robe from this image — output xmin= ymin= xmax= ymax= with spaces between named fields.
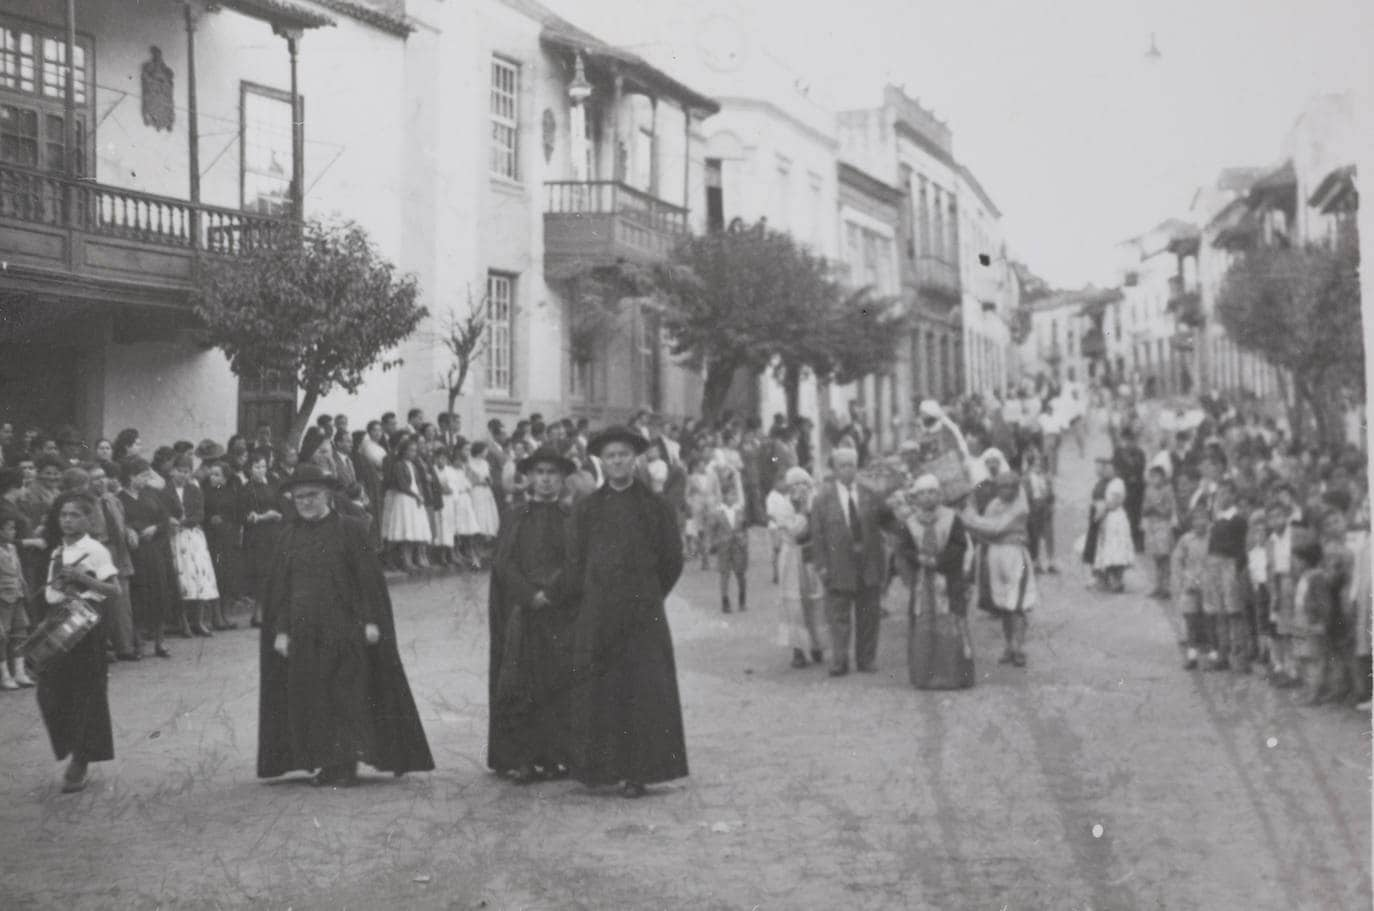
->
xmin=566 ymin=480 xmax=687 ymax=787
xmin=257 ymin=510 xmax=433 ymax=778
xmin=487 ymin=498 xmax=574 ymax=773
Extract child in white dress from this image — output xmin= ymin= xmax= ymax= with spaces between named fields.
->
xmin=466 ymin=442 xmax=501 ymax=539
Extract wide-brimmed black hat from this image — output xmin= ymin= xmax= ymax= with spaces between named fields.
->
xmin=587 ymin=425 xmax=649 ymax=457
xmin=518 ymin=446 xmax=577 ymax=476
xmin=280 ymin=463 xmax=342 ymax=493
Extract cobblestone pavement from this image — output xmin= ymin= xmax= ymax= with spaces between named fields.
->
xmin=0 ymin=426 xmax=1369 ymax=910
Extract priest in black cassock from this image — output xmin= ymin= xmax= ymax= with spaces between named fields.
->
xmin=487 ymin=446 xmax=577 ymax=783
xmin=567 ymin=426 xmax=687 ymax=798
xmin=257 ymin=464 xmax=433 ymax=787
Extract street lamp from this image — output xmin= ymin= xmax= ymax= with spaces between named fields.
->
xmin=568 ymin=53 xmax=592 ymax=182
xmin=1144 ymin=32 xmax=1162 ymax=62
xmin=568 ymin=52 xmax=592 ymax=104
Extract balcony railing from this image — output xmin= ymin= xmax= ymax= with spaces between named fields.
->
xmin=913 ymin=255 xmax=960 ymax=299
xmin=0 ymin=162 xmax=289 ymax=299
xmin=544 ymin=181 xmax=689 ymax=265
xmin=1165 ymin=276 xmax=1203 ymax=328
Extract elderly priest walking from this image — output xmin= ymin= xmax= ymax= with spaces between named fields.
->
xmin=257 ymin=464 xmax=433 ymax=787
xmin=566 ymin=426 xmax=687 ymax=798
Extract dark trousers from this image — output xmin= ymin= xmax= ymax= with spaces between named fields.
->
xmin=825 ymin=586 xmax=881 ymax=671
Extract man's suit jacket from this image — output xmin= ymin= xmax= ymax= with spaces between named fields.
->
xmin=811 ymin=479 xmax=887 ymax=592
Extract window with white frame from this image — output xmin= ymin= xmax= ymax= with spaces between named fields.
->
xmin=485 ymin=272 xmax=515 ymax=396
xmin=490 ymin=57 xmax=520 ymax=180
xmin=0 ymin=17 xmax=91 ymax=175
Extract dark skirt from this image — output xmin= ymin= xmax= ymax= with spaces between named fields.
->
xmin=37 ymin=620 xmax=114 ymax=762
xmin=129 ymin=538 xmax=176 ymax=634
xmin=243 ymin=522 xmax=283 ymax=605
xmin=908 ymin=606 xmax=975 ymax=690
xmin=206 ymin=521 xmax=246 ymax=603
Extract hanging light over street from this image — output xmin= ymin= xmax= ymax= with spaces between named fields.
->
xmin=1144 ymin=32 xmax=1162 ymax=62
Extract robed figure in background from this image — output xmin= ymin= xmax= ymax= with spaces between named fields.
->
xmin=257 ymin=465 xmax=433 ymax=787
xmin=890 ymin=474 xmax=973 ymax=689
xmin=488 ymin=447 xmax=577 ymax=783
xmin=566 ymin=427 xmax=687 ymax=798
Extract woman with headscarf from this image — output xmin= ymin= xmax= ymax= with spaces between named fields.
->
xmin=770 ymin=466 xmax=826 ymax=668
xmin=961 ymin=470 xmax=1038 ymax=667
xmin=890 ymin=474 xmax=973 ymax=689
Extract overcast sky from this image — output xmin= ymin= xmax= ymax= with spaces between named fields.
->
xmin=545 ymin=0 xmax=1372 ymax=288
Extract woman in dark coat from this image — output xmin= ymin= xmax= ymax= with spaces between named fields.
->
xmin=257 ymin=466 xmax=433 ymax=786
xmin=565 ymin=427 xmax=687 ymax=797
xmin=1113 ymin=427 xmax=1148 ymax=553
xmin=240 ymin=452 xmax=285 ymax=627
xmin=202 ymin=460 xmax=245 ymax=628
xmin=118 ymin=458 xmax=177 ymax=658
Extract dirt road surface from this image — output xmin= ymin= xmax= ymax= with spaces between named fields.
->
xmin=1 ymin=429 xmax=1368 ymax=910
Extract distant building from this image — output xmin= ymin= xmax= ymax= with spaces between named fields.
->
xmin=840 ymin=86 xmax=1015 ymax=416
xmin=700 ymin=90 xmax=840 ymax=450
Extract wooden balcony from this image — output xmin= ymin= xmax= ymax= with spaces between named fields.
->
xmin=0 ymin=162 xmax=289 ymax=307
xmin=913 ymin=255 xmax=961 ymax=302
xmin=1166 ymin=275 xmax=1203 ymax=328
xmin=544 ymin=181 xmax=689 ymax=268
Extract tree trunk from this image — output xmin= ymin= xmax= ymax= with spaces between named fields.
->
xmin=701 ymin=360 xmax=737 ymax=425
xmin=287 ymin=388 xmax=319 ymax=450
xmin=781 ymin=360 xmax=802 ymax=422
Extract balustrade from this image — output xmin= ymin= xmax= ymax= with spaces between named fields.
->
xmin=0 ymin=161 xmax=287 ymax=257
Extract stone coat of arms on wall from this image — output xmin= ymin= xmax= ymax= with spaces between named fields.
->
xmin=141 ymin=46 xmax=174 ymax=132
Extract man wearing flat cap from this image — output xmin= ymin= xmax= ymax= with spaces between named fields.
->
xmin=257 ymin=464 xmax=433 ymax=787
xmin=565 ymin=426 xmax=686 ymax=797
xmin=488 ymin=446 xmax=577 ymax=783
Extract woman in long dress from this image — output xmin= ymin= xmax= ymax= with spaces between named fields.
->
xmin=38 ymin=492 xmax=121 ymax=793
xmin=961 ymin=470 xmax=1038 ymax=667
xmin=1092 ymin=469 xmax=1135 ymax=593
xmin=380 ymin=436 xmax=430 ymax=572
xmin=892 ymin=474 xmax=973 ymax=689
xmin=241 ymin=452 xmax=285 ymax=627
xmin=467 ymin=442 xmax=502 ymax=539
xmin=167 ymin=454 xmax=219 ymax=637
xmin=769 ymin=467 xmax=826 ymax=668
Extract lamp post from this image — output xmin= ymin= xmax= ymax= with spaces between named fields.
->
xmin=568 ymin=53 xmax=592 ymax=183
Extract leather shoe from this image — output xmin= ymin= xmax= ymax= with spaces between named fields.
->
xmin=828 ymin=664 xmax=849 ymax=677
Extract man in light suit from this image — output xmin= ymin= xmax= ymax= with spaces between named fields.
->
xmin=811 ymin=447 xmax=891 ymax=676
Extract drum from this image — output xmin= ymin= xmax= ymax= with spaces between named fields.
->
xmin=22 ymin=598 xmax=101 ymax=674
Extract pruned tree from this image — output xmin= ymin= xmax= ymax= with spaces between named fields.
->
xmin=196 ymin=218 xmax=426 ymax=446
xmin=439 ymin=286 xmax=490 ymax=417
xmin=1215 ymin=232 xmax=1361 ymax=445
xmin=658 ymin=219 xmax=837 ymax=422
